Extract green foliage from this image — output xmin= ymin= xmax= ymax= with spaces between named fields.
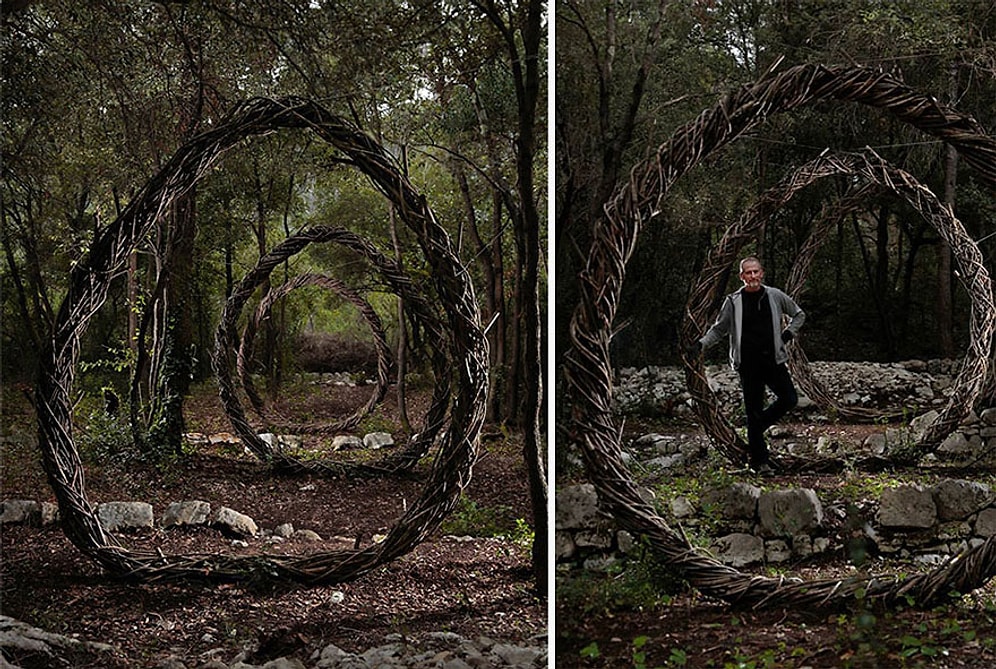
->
xmin=76 ymin=401 xmax=135 ymax=466
xmin=440 ymin=495 xmax=533 ymax=547
xmin=651 ymin=465 xmax=740 ymax=544
xmin=631 ymin=635 xmax=650 ymax=668
xmin=667 ymin=647 xmax=689 ymax=667
xmin=354 ymin=409 xmax=399 ymax=437
xmin=825 ymin=601 xmax=996 ymax=668
xmin=557 ymin=549 xmax=687 ymax=618
xmin=579 ymin=641 xmax=600 ymax=660
xmin=838 ymin=471 xmax=926 ymax=504
xmin=78 ymin=344 xmax=134 ymax=394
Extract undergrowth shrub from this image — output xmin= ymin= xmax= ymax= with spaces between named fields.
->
xmin=76 ymin=403 xmax=135 ymax=465
xmin=557 ymin=547 xmax=689 ymax=615
xmin=441 ymin=494 xmax=533 ymax=546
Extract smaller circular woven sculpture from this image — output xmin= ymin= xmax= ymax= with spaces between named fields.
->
xmin=216 ymin=225 xmax=456 ymax=478
xmin=237 ymin=273 xmax=392 ymax=434
xmin=681 ymin=149 xmax=993 ymax=464
xmin=783 ymin=185 xmax=905 ymax=422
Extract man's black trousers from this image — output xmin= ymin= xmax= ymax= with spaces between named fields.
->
xmin=737 ymin=358 xmax=798 ymax=466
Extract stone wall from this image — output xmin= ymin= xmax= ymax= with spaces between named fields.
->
xmin=556 ymin=478 xmax=996 ymax=571
xmin=612 ymin=359 xmax=961 ymax=419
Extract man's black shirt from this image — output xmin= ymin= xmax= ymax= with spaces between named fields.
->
xmin=741 ymin=288 xmax=774 ymax=364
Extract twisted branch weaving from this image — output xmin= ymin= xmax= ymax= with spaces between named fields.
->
xmin=237 ymin=273 xmax=392 ymax=434
xmin=682 ymin=149 xmax=993 ymax=462
xmin=565 ymin=63 xmax=996 ymax=609
xmin=35 ymin=97 xmax=487 ymax=583
xmin=216 ymin=225 xmax=455 ymax=477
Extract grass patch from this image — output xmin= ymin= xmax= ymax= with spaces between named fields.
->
xmin=440 ymin=494 xmax=533 ymax=546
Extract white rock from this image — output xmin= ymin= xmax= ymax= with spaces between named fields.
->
xmin=212 ymin=506 xmax=258 ymax=537
xmin=97 ymin=501 xmax=154 ymax=532
xmin=363 ymin=432 xmax=394 ymax=449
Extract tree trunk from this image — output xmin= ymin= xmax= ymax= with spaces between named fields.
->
xmin=253 ymin=157 xmax=276 ymax=393
xmin=224 ymin=214 xmax=234 ymax=298
xmin=470 ymin=81 xmax=510 ymax=423
xmin=834 ymin=219 xmax=844 ymax=354
xmin=131 ymin=188 xmax=197 ymax=458
xmin=505 ymin=260 xmax=522 ymax=424
xmin=152 ymin=189 xmax=197 ymax=456
xmin=938 ymin=62 xmax=960 ymax=358
xmin=389 ymin=203 xmax=411 ymax=432
xmin=1 ymin=205 xmax=44 ymax=353
xmin=455 ymin=161 xmax=502 ymax=422
xmin=474 ymin=0 xmax=547 ymax=596
xmin=128 ymin=249 xmax=139 ymax=364
xmin=851 ymin=214 xmax=895 ymax=357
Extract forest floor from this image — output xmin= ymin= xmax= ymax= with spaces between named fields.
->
xmin=556 ymin=416 xmax=996 ymax=669
xmin=8 ymin=377 xmax=996 ymax=668
xmin=0 ymin=380 xmax=545 ymax=668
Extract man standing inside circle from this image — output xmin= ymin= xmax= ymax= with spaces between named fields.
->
xmin=689 ymin=256 xmax=805 ymax=475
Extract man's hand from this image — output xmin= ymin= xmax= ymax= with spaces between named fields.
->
xmin=781 ymin=330 xmax=795 ymax=343
xmin=685 ymin=340 xmax=702 ymax=356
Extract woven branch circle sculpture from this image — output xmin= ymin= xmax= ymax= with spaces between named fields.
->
xmin=216 ymin=225 xmax=454 ymax=478
xmin=783 ymin=185 xmax=916 ymax=423
xmin=237 ymin=273 xmax=392 ymax=434
xmin=35 ymin=97 xmax=487 ymax=583
xmin=565 ymin=63 xmax=996 ymax=609
xmin=682 ymin=149 xmax=994 ymax=464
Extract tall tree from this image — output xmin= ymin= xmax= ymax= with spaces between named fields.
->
xmin=471 ymin=0 xmax=548 ymax=596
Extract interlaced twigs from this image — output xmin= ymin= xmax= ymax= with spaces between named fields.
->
xmin=565 ymin=63 xmax=996 ymax=610
xmin=216 ymin=225 xmax=454 ymax=478
xmin=682 ymin=150 xmax=993 ymax=463
xmin=237 ymin=273 xmax=392 ymax=434
xmin=36 ymin=97 xmax=487 ymax=583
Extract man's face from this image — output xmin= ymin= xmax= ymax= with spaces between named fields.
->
xmin=740 ymin=261 xmax=764 ymax=292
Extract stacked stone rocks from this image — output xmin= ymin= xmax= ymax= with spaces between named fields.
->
xmin=0 ymin=497 xmax=348 ymax=547
xmin=0 ymin=617 xmax=547 ymax=669
xmin=556 ymin=478 xmax=996 ymax=570
xmin=611 ymin=360 xmax=960 ymax=418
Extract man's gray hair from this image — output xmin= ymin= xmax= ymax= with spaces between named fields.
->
xmin=739 ymin=256 xmax=763 ymax=272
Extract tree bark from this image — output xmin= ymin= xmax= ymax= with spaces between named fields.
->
xmin=252 ymin=155 xmax=277 ymax=392
xmin=455 ymin=161 xmax=503 ymax=422
xmin=469 ymin=82 xmax=511 ymax=424
xmin=154 ymin=189 xmax=197 ymax=455
xmin=938 ymin=66 xmax=959 ymax=359
xmin=852 ymin=214 xmax=895 ymax=357
xmin=475 ymin=0 xmax=547 ymax=598
xmin=1 ymin=210 xmax=44 ymax=353
xmin=389 ymin=200 xmax=411 ymax=432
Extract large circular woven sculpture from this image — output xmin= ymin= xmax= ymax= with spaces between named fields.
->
xmin=565 ymin=63 xmax=996 ymax=608
xmin=216 ymin=225 xmax=454 ymax=478
xmin=35 ymin=97 xmax=487 ymax=583
xmin=681 ymin=149 xmax=994 ymax=464
xmin=237 ymin=273 xmax=392 ymax=434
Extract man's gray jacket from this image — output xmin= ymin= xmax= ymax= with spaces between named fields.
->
xmin=698 ymin=285 xmax=805 ymax=370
